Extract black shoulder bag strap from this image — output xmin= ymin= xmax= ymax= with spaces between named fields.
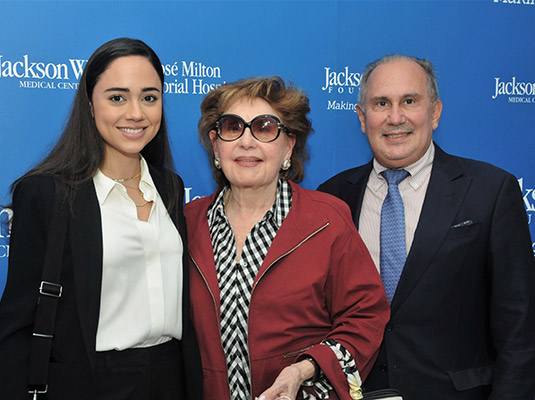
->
xmin=27 ymin=179 xmax=69 ymax=399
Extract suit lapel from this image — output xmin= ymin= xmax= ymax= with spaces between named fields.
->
xmin=390 ymin=146 xmax=472 ymax=314
xmin=69 ymin=180 xmax=102 ymax=367
xmin=345 ymin=162 xmax=373 ymax=229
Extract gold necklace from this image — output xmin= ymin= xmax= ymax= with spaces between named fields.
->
xmin=112 ymin=171 xmax=142 ymax=183
xmin=123 ymin=184 xmax=150 ymax=207
xmin=135 ymin=189 xmax=149 ymax=208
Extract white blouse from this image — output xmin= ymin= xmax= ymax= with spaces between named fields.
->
xmin=92 ymin=158 xmax=183 ymax=351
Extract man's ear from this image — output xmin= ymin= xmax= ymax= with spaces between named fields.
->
xmin=356 ymin=104 xmax=366 ymax=134
xmin=432 ymin=100 xmax=443 ymax=130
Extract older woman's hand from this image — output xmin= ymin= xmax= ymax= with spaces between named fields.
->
xmin=255 ymin=359 xmax=316 ymax=400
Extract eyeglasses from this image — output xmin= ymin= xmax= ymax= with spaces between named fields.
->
xmin=215 ymin=114 xmax=288 ymax=143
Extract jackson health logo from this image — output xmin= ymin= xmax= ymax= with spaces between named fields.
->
xmin=322 ymin=66 xmax=360 ymax=111
xmin=519 ymin=178 xmax=535 ymax=222
xmin=493 ymin=0 xmax=535 ymax=5
xmin=0 ymin=54 xmax=85 ymax=90
xmin=0 ymin=53 xmax=226 ymax=95
xmin=518 ymin=178 xmax=535 ymax=256
xmin=184 ymin=187 xmax=203 ymax=204
xmin=0 ymin=208 xmax=12 ymax=259
xmin=492 ymin=76 xmax=535 ymax=104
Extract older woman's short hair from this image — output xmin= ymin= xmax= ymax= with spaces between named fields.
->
xmin=198 ymin=76 xmax=313 ymax=187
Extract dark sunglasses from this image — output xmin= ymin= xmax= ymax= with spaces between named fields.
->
xmin=215 ymin=114 xmax=288 ymax=143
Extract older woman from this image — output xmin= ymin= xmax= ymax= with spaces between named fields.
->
xmin=185 ymin=77 xmax=389 ymax=400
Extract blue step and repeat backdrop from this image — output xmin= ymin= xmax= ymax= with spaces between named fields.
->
xmin=0 ymin=0 xmax=534 ymax=293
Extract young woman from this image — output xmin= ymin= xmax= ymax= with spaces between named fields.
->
xmin=0 ymin=38 xmax=202 ymax=400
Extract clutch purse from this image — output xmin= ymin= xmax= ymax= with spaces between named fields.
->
xmin=362 ymin=389 xmax=402 ymax=399
xmin=349 ymin=378 xmax=402 ymax=400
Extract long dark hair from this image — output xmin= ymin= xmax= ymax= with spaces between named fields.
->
xmin=10 ymin=38 xmax=179 ymax=211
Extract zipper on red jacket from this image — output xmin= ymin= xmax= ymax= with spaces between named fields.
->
xmin=190 ymin=256 xmax=220 ymax=331
xmin=246 ymin=222 xmax=330 ymax=393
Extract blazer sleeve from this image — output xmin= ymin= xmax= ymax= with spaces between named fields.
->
xmin=488 ymin=173 xmax=535 ymax=399
xmin=0 ymin=176 xmax=55 ymax=399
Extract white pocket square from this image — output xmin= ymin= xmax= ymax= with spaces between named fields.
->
xmin=451 ymin=220 xmax=473 ymax=228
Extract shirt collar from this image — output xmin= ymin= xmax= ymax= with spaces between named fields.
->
xmin=369 ymin=142 xmax=435 ymax=192
xmin=207 ymin=186 xmax=227 ymax=228
xmin=93 ymin=156 xmax=156 ymax=205
xmin=273 ymin=179 xmax=292 ymax=226
xmin=207 ymin=179 xmax=292 ymax=229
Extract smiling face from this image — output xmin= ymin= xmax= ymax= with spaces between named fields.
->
xmin=209 ymin=97 xmax=295 ymax=192
xmin=91 ymin=55 xmax=162 ymax=165
xmin=356 ymin=59 xmax=442 ymax=169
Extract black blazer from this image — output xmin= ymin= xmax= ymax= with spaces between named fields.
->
xmin=0 ymin=166 xmax=202 ymax=399
xmin=318 ymin=144 xmax=535 ymax=400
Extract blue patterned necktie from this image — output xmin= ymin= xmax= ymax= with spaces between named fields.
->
xmin=380 ymin=169 xmax=410 ymax=303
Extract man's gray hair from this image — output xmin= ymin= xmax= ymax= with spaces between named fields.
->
xmin=358 ymin=54 xmax=439 ymax=107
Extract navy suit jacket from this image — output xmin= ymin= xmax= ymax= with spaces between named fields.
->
xmin=0 ymin=166 xmax=202 ymax=399
xmin=318 ymin=144 xmax=535 ymax=400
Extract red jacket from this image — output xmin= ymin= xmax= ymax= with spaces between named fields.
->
xmin=185 ymin=181 xmax=389 ymax=400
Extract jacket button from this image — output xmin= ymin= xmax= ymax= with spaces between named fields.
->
xmin=386 ymin=322 xmax=393 ymax=332
xmin=380 ymin=364 xmax=388 ymax=372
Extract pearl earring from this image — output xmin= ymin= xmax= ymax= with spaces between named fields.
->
xmin=281 ymin=159 xmax=291 ymax=170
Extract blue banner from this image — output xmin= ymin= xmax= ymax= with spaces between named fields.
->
xmin=1 ymin=0 xmax=534 ymax=293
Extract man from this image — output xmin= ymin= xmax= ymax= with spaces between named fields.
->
xmin=318 ymin=54 xmax=535 ymax=399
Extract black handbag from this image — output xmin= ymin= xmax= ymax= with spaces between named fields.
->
xmin=362 ymin=389 xmax=402 ymax=399
xmin=350 ymin=379 xmax=402 ymax=400
xmin=27 ymin=179 xmax=69 ymax=399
